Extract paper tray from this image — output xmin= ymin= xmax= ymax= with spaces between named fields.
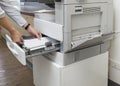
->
xmin=5 ymin=35 xmax=60 ymax=65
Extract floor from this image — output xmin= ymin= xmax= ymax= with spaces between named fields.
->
xmin=0 ymin=38 xmax=34 ymax=86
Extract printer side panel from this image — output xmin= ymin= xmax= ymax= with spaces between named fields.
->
xmin=61 ymin=2 xmax=110 ymax=52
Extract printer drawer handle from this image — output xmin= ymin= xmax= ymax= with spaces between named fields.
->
xmin=6 ymin=41 xmax=19 ymax=56
xmin=5 ymin=35 xmax=19 ymax=56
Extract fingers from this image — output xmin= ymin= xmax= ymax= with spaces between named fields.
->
xmin=27 ymin=26 xmax=42 ymax=39
xmin=30 ymin=30 xmax=42 ymax=39
xmin=36 ymin=32 xmax=42 ymax=39
xmin=12 ymin=37 xmax=24 ymax=44
xmin=11 ymin=30 xmax=24 ymax=44
xmin=39 ymin=32 xmax=42 ymax=38
xmin=18 ymin=37 xmax=24 ymax=44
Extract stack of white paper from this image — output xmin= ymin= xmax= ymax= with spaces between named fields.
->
xmin=24 ymin=37 xmax=50 ymax=49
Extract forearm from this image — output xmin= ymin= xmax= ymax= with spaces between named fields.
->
xmin=0 ymin=1 xmax=34 ymax=31
xmin=0 ymin=0 xmax=27 ymax=27
xmin=0 ymin=1 xmax=41 ymax=39
xmin=0 ymin=16 xmax=16 ymax=34
xmin=0 ymin=16 xmax=23 ymax=44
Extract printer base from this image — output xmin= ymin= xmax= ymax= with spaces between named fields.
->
xmin=33 ymin=52 xmax=108 ymax=86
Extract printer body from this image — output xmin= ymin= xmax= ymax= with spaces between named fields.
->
xmin=5 ymin=0 xmax=113 ymax=86
xmin=32 ymin=0 xmax=113 ymax=86
xmin=34 ymin=0 xmax=113 ymax=66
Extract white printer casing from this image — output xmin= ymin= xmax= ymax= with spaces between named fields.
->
xmin=34 ymin=0 xmax=113 ymax=52
xmin=5 ymin=0 xmax=113 ymax=86
xmin=32 ymin=0 xmax=113 ymax=86
xmin=5 ymin=0 xmax=113 ymax=66
xmin=33 ymin=0 xmax=113 ymax=66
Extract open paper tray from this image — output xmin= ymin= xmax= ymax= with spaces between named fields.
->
xmin=26 ymin=47 xmax=60 ymax=58
xmin=66 ymin=32 xmax=114 ymax=53
xmin=24 ymin=38 xmax=60 ymax=57
xmin=5 ymin=35 xmax=60 ymax=65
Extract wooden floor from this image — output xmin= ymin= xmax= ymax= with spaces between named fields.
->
xmin=0 ymin=38 xmax=34 ymax=86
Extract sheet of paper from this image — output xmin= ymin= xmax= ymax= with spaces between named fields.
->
xmin=24 ymin=37 xmax=50 ymax=49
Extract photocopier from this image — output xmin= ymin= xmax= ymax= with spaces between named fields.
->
xmin=5 ymin=0 xmax=113 ymax=86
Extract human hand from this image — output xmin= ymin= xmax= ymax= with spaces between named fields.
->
xmin=10 ymin=30 xmax=24 ymax=44
xmin=26 ymin=25 xmax=42 ymax=39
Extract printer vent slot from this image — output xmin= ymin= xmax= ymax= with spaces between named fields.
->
xmin=83 ymin=7 xmax=101 ymax=13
